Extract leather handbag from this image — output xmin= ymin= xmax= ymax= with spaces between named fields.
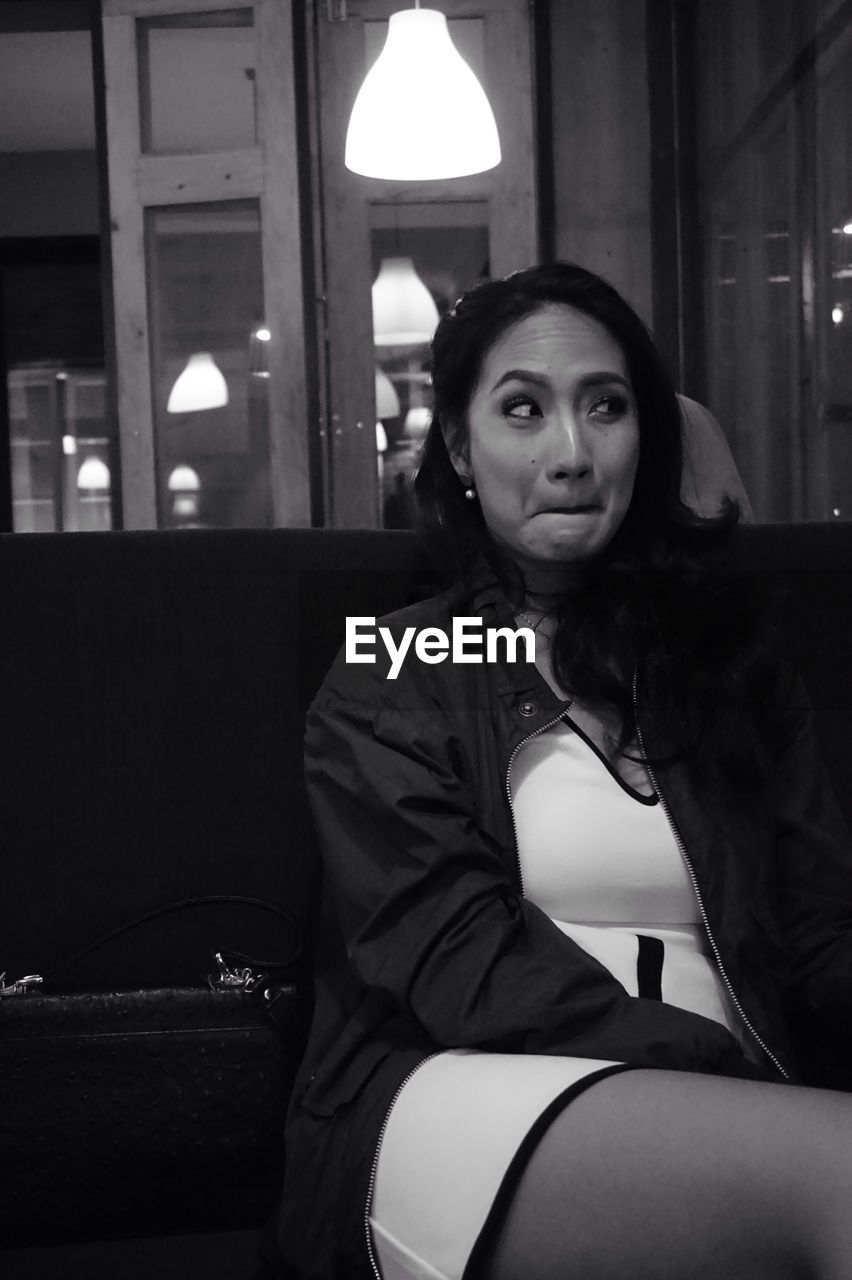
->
xmin=0 ymin=896 xmax=310 ymax=1247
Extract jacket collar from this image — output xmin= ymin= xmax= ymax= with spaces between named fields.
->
xmin=462 ymin=559 xmax=571 ymax=712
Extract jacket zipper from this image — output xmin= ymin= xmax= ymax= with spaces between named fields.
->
xmin=364 ymin=1050 xmax=444 ymax=1280
xmin=505 ymin=708 xmax=573 ymax=897
xmin=632 ymin=673 xmax=789 ymax=1080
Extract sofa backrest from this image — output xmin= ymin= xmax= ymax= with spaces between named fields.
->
xmin=0 ymin=529 xmax=431 ymax=988
xmin=1 ymin=523 xmax=851 ymax=989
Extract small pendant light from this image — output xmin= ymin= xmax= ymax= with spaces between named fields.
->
xmin=345 ymin=5 xmax=501 ymax=181
xmin=76 ymin=457 xmax=113 ymax=531
xmin=167 ymin=464 xmax=202 ymax=522
xmin=403 ymin=405 xmax=431 ymax=439
xmin=167 ymin=352 xmax=229 ymax=413
xmin=372 ymin=257 xmax=439 ymax=346
xmin=77 ymin=457 xmax=111 ymax=491
xmin=375 ymin=367 xmax=401 ymax=418
xmin=167 ymin=464 xmax=201 ymax=494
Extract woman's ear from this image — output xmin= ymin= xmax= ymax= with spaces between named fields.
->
xmin=440 ymin=418 xmax=472 ymax=486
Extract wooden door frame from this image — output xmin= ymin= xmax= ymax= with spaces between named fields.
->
xmin=96 ymin=0 xmax=310 ymax=528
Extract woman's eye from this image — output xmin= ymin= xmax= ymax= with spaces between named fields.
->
xmin=589 ymin=394 xmax=629 ymax=420
xmin=502 ymin=395 xmax=542 ymax=420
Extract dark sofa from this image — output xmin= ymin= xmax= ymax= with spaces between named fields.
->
xmin=1 ymin=523 xmax=852 ymax=1277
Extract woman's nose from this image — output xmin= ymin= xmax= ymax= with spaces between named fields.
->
xmin=546 ymin=412 xmax=593 ymax=478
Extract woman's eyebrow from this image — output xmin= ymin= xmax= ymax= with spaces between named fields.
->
xmin=580 ymin=372 xmax=631 ymax=390
xmin=490 ymin=368 xmax=551 ymax=392
xmin=490 ymin=369 xmax=630 ymax=393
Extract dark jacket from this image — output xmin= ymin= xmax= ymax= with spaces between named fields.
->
xmin=276 ymin=573 xmax=852 ymax=1280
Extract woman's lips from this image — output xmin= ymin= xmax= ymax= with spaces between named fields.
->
xmin=536 ymin=504 xmax=600 ymax=514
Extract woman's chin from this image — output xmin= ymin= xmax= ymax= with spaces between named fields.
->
xmin=526 ymin=532 xmax=602 ymax=566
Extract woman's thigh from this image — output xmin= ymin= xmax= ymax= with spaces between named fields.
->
xmin=480 ymin=1068 xmax=852 ymax=1280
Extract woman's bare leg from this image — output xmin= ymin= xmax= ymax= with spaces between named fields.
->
xmin=482 ymin=1069 xmax=852 ymax=1280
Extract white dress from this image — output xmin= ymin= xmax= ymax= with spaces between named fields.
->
xmin=368 ymin=714 xmax=751 ymax=1280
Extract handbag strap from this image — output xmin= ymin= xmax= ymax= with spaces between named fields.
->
xmin=36 ymin=895 xmax=304 ymax=985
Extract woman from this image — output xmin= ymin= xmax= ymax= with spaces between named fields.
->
xmin=276 ymin=263 xmax=852 ymax=1280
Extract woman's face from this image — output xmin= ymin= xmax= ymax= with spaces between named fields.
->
xmin=453 ymin=303 xmax=640 ymax=590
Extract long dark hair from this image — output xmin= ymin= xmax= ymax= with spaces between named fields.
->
xmin=414 ymin=262 xmax=778 ymax=796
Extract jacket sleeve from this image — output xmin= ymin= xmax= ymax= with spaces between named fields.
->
xmin=770 ymin=662 xmax=852 ymax=1028
xmin=305 ymin=660 xmax=759 ymax=1076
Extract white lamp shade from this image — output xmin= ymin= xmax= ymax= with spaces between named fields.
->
xmin=403 ymin=405 xmax=431 ymax=439
xmin=167 ymin=464 xmax=201 ymax=492
xmin=77 ymin=457 xmax=111 ymax=490
xmin=345 ymin=8 xmax=501 ymax=181
xmin=167 ymin=352 xmax=228 ymax=413
xmin=376 ymin=421 xmax=389 ymax=453
xmin=375 ymin=367 xmax=401 ymax=418
xmin=372 ymin=257 xmax=439 ymax=346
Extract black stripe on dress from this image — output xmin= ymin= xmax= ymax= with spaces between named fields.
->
xmin=636 ymin=934 xmax=664 ymax=1000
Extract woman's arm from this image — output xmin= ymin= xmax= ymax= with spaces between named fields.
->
xmin=305 ymin=661 xmax=756 ymax=1075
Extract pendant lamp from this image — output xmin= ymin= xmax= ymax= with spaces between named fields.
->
xmin=167 ymin=352 xmax=228 ymax=413
xmin=168 ymin=464 xmax=202 ymax=522
xmin=76 ymin=457 xmax=112 ymax=532
xmin=167 ymin=464 xmax=201 ymax=493
xmin=375 ymin=367 xmax=401 ymax=418
xmin=372 ymin=257 xmax=439 ymax=346
xmin=76 ymin=457 xmax=111 ymax=491
xmin=403 ymin=405 xmax=431 ymax=439
xmin=345 ymin=6 xmax=501 ymax=181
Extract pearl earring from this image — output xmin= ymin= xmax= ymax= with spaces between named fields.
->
xmin=463 ymin=485 xmax=476 ymax=501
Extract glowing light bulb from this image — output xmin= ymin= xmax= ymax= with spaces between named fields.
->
xmin=372 ymin=258 xmax=439 ymax=346
xmin=167 ymin=465 xmax=201 ymax=492
xmin=167 ymin=353 xmax=228 ymax=413
xmin=404 ymin=405 xmax=431 ymax=438
xmin=77 ymin=458 xmax=111 ymax=490
xmin=345 ymin=8 xmax=500 ymax=181
xmin=375 ymin=367 xmax=401 ymax=418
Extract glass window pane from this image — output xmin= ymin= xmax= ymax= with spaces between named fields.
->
xmin=758 ymin=122 xmax=795 ymax=520
xmin=370 ymin=203 xmax=489 ymax=529
xmin=139 ymin=10 xmax=256 ymax=155
xmin=8 ymin=371 xmax=62 ymax=533
xmin=818 ymin=24 xmax=852 ymax=520
xmin=64 ymin=372 xmax=112 ymax=533
xmin=8 ymin=368 xmax=114 ymax=533
xmin=697 ymin=0 xmax=852 ymax=523
xmin=146 ymin=200 xmax=272 ymax=529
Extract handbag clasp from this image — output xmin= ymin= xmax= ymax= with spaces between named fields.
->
xmin=0 ymin=971 xmax=43 ymax=997
xmin=208 ymin=952 xmax=265 ymax=994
